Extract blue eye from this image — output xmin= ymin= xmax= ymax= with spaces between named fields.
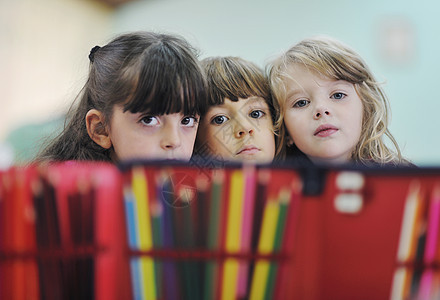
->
xmin=331 ymin=92 xmax=346 ymax=100
xmin=293 ymin=99 xmax=309 ymax=108
xmin=249 ymin=110 xmax=265 ymax=119
xmin=140 ymin=116 xmax=159 ymax=126
xmin=211 ymin=115 xmax=229 ymax=125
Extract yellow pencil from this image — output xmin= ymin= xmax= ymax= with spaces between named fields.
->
xmin=132 ymin=167 xmax=156 ymax=300
xmin=249 ymin=195 xmax=280 ymax=300
xmin=221 ymin=170 xmax=244 ymax=300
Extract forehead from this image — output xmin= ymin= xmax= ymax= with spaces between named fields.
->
xmin=283 ymin=64 xmax=354 ymax=95
xmin=207 ymin=96 xmax=269 ymax=111
xmin=284 ymin=64 xmax=327 ymax=84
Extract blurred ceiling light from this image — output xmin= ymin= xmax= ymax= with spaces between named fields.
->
xmin=90 ymin=0 xmax=137 ymax=7
xmin=377 ymin=16 xmax=416 ymax=65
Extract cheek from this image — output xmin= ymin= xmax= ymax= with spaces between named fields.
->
xmin=261 ymin=120 xmax=275 ymax=139
xmin=354 ymin=117 xmax=363 ymax=142
xmin=207 ymin=125 xmax=236 ymax=156
xmin=210 ymin=126 xmax=230 ymax=146
xmin=260 ymin=117 xmax=274 ymax=129
xmin=114 ymin=141 xmax=156 ymax=161
xmin=283 ymin=113 xmax=302 ymax=137
xmin=197 ymin=125 xmax=213 ymax=147
xmin=351 ymin=107 xmax=364 ymax=138
xmin=182 ymin=128 xmax=198 ymax=148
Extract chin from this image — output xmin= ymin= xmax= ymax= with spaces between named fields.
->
xmin=239 ymin=154 xmax=271 ymax=163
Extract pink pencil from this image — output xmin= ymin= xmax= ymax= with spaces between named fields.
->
xmin=418 ymin=270 xmax=434 ymax=300
xmin=417 ymin=186 xmax=440 ymax=299
xmin=237 ymin=164 xmax=257 ymax=298
xmin=424 ymin=186 xmax=440 ymax=263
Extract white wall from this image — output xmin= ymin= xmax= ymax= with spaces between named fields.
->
xmin=1 ymin=0 xmax=112 ymax=162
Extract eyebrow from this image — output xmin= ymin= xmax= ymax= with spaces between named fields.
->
xmin=285 ymin=89 xmax=304 ymax=103
xmin=244 ymin=96 xmax=269 ymax=106
xmin=330 ymin=80 xmax=354 ymax=89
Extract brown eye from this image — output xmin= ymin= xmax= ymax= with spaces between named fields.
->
xmin=140 ymin=116 xmax=159 ymax=126
xmin=181 ymin=116 xmax=198 ymax=127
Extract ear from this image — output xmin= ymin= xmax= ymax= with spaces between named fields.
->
xmin=85 ymin=109 xmax=112 ymax=149
xmin=286 ymin=135 xmax=294 ymax=147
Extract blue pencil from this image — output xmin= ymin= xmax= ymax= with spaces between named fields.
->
xmin=123 ymin=184 xmax=143 ymax=300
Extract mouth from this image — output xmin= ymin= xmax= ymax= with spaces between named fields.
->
xmin=237 ymin=145 xmax=260 ymax=155
xmin=314 ymin=124 xmax=338 ymax=137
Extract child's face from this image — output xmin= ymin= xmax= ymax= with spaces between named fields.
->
xmin=197 ymin=97 xmax=275 ymax=163
xmin=283 ymin=64 xmax=363 ymax=164
xmin=108 ymin=105 xmax=199 ymax=161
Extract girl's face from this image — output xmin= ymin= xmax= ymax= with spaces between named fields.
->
xmin=283 ymin=64 xmax=363 ymax=164
xmin=108 ymin=105 xmax=199 ymax=161
xmin=197 ymin=96 xmax=275 ymax=163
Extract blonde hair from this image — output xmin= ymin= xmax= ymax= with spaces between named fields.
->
xmin=268 ymin=36 xmax=408 ymax=165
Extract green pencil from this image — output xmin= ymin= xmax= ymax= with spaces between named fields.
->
xmin=204 ymin=170 xmax=224 ymax=300
xmin=264 ymin=188 xmax=290 ymax=300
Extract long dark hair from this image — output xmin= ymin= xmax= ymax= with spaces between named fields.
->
xmin=36 ymin=31 xmax=207 ymax=162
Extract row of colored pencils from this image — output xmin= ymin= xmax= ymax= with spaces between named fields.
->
xmin=391 ymin=182 xmax=440 ymax=300
xmin=122 ymin=164 xmax=300 ymax=300
xmin=0 ymin=162 xmax=120 ymax=300
xmin=0 ymin=161 xmax=301 ymax=300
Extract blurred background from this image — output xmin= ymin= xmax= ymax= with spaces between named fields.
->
xmin=1 ymin=0 xmax=438 ymax=167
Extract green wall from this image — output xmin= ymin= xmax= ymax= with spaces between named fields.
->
xmin=113 ymin=0 xmax=440 ymax=166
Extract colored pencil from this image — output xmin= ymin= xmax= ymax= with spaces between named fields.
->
xmin=42 ymin=170 xmax=64 ymax=300
xmin=249 ymin=194 xmax=280 ymax=300
xmin=237 ymin=164 xmax=256 ymax=299
xmin=204 ymin=169 xmax=224 ymax=300
xmin=221 ymin=169 xmax=245 ymax=300
xmin=264 ymin=188 xmax=291 ymax=300
xmin=132 ymin=167 xmax=156 ymax=300
xmin=150 ymin=187 xmax=164 ymax=300
xmin=398 ymin=182 xmax=424 ymax=262
xmin=158 ymin=170 xmax=179 ymax=300
xmin=179 ymin=186 xmax=198 ymax=300
xmin=273 ymin=175 xmax=302 ymax=300
xmin=390 ymin=268 xmax=410 ymax=300
xmin=196 ymin=175 xmax=210 ymax=299
xmin=123 ymin=183 xmax=142 ymax=300
xmin=246 ymin=168 xmax=270 ymax=296
xmin=392 ymin=181 xmax=422 ymax=300
xmin=424 ymin=185 xmax=440 ymax=263
xmin=417 ymin=185 xmax=440 ymax=299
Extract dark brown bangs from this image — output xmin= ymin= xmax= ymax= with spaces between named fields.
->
xmin=123 ymin=41 xmax=207 ymax=116
xmin=207 ymin=74 xmax=268 ymax=105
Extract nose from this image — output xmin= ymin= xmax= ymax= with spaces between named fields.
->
xmin=160 ymin=124 xmax=182 ymax=150
xmin=314 ymin=107 xmax=330 ymax=119
xmin=234 ymin=120 xmax=254 ymax=138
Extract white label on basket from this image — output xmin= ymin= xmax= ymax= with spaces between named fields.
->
xmin=334 ymin=193 xmax=363 ymax=214
xmin=336 ymin=171 xmax=365 ymax=191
